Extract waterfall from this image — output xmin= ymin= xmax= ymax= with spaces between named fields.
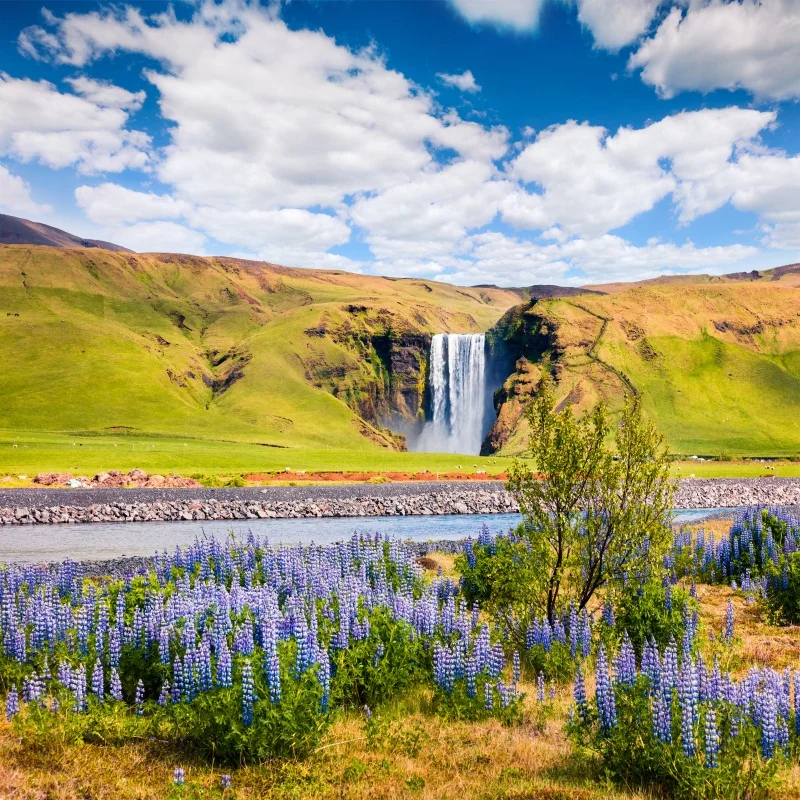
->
xmin=415 ymin=333 xmax=487 ymax=455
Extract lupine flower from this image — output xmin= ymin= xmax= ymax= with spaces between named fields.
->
xmin=761 ymin=690 xmax=777 ymax=759
xmin=158 ymin=682 xmax=171 ymax=707
xmin=242 ymin=662 xmax=254 ymax=726
xmin=5 ymin=686 xmax=19 ymax=721
xmin=221 ymin=774 xmax=232 ymax=789
xmin=595 ymin=645 xmax=616 ymax=731
xmin=91 ymin=660 xmax=104 ymax=702
xmin=574 ymin=665 xmax=589 ymax=723
xmin=704 ymin=708 xmax=719 ymax=768
xmin=134 ymin=679 xmax=145 ymax=715
xmin=173 ymin=767 xmax=185 ymax=786
xmin=110 ymin=668 xmax=123 ymax=702
xmin=723 ymin=598 xmax=735 ymax=643
xmin=537 ymin=672 xmax=545 ymax=702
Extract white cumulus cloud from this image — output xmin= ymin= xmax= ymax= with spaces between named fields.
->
xmin=630 ymin=0 xmax=800 ymax=100
xmin=503 ymin=107 xmax=776 ymax=237
xmin=0 ymin=164 xmax=51 ymax=216
xmin=0 ymin=73 xmax=149 ymax=173
xmin=65 ymin=75 xmax=146 ymax=110
xmin=437 ymin=69 xmax=481 ymax=92
xmin=449 ymin=0 xmax=660 ymax=48
xmin=448 ymin=0 xmax=546 ymax=30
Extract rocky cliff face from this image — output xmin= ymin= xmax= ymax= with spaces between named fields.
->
xmin=480 ymin=302 xmax=558 ymax=455
xmin=301 ymin=307 xmax=433 ymax=449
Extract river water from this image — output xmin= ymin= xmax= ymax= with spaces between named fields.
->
xmin=0 ymin=508 xmax=732 ymax=563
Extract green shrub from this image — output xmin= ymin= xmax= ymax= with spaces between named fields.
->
xmin=569 ymin=680 xmax=780 ymax=800
xmin=765 ymin=552 xmax=800 ymax=626
xmin=329 ymin=608 xmax=428 ymax=709
xmin=605 ymin=579 xmax=694 ymax=656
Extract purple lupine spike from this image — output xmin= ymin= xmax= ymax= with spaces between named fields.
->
xmin=110 ymin=667 xmax=123 ymax=701
xmin=242 ymin=662 xmax=254 ymax=726
xmin=91 ymin=660 xmax=105 ymax=702
xmin=761 ymin=689 xmax=777 ymax=759
xmin=158 ymin=681 xmax=171 ymax=707
xmin=134 ymin=679 xmax=144 ymax=715
xmin=704 ymin=708 xmax=719 ymax=768
xmin=723 ymin=598 xmax=735 ymax=643
xmin=5 ymin=686 xmax=19 ymax=721
xmin=678 ymin=666 xmax=695 ymax=757
xmin=574 ymin=665 xmax=589 ymax=723
xmin=595 ymin=645 xmax=616 ymax=731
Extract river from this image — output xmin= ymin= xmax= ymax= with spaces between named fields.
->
xmin=0 ymin=508 xmax=733 ymax=562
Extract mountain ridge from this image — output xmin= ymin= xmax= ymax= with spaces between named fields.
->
xmin=0 ymin=213 xmax=132 ymax=253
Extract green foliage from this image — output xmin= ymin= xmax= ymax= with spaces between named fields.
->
xmin=329 ymin=609 xmax=429 ymax=709
xmin=456 ymin=532 xmax=543 ymax=624
xmin=765 ymin=552 xmax=800 ymax=626
xmin=569 ymin=681 xmax=779 ymax=800
xmin=167 ymin=674 xmax=328 ymax=763
xmin=432 ymin=677 xmax=524 ymax=726
xmin=524 ymin=641 xmax=575 ymax=683
xmin=605 ymin=580 xmax=693 ymax=656
xmin=506 ymin=378 xmax=675 ymax=622
xmin=17 ymin=671 xmax=329 ymax=765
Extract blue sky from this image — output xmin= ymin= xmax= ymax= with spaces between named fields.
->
xmin=1 ymin=0 xmax=799 ymax=286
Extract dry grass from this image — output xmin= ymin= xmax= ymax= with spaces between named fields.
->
xmin=0 ymin=694 xmax=638 ymax=800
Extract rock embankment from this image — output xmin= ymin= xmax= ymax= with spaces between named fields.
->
xmin=0 ymin=489 xmax=518 ymax=525
xmin=0 ymin=478 xmax=798 ymax=526
xmin=675 ymin=477 xmax=800 ymax=508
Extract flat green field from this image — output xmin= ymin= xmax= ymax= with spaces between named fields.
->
xmin=0 ymin=430 xmax=515 ymax=479
xmin=0 ymin=429 xmax=798 ymax=482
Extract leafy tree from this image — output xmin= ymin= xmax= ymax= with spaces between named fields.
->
xmin=506 ymin=378 xmax=675 ymax=623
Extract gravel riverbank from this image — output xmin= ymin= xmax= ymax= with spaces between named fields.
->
xmin=0 ymin=477 xmax=797 ymax=526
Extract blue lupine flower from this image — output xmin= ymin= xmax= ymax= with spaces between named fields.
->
xmin=242 ymin=662 xmax=254 ymax=727
xmin=723 ymin=598 xmax=735 ymax=643
xmin=173 ymin=767 xmax=185 ymax=786
xmin=761 ymin=689 xmax=777 ymax=759
xmin=221 ymin=774 xmax=232 ymax=789
xmin=574 ymin=665 xmax=589 ymax=723
xmin=704 ymin=708 xmax=719 ymax=768
xmin=679 ymin=666 xmax=695 ymax=757
xmin=134 ymin=679 xmax=144 ymax=715
xmin=595 ymin=645 xmax=616 ymax=731
xmin=5 ymin=686 xmax=19 ymax=721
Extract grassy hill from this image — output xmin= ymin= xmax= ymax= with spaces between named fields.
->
xmin=0 ymin=245 xmax=522 ymax=472
xmin=1 ymin=243 xmax=799 ymax=476
xmin=488 ymin=270 xmax=800 ymax=458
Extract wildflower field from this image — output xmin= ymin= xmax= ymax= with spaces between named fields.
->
xmin=2 ymin=509 xmax=800 ymax=799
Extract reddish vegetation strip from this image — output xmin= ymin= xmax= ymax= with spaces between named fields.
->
xmin=245 ymin=471 xmax=508 ymax=483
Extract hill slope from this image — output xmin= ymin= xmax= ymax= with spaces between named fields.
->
xmin=487 ymin=278 xmax=800 ymax=457
xmin=0 ymin=245 xmax=520 ymax=452
xmin=0 ymin=214 xmax=131 ymax=252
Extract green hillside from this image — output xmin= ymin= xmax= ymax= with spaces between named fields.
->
xmin=2 ymin=244 xmax=799 ymax=474
xmin=488 ymin=278 xmax=800 ymax=457
xmin=0 ymin=245 xmax=521 ymax=459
